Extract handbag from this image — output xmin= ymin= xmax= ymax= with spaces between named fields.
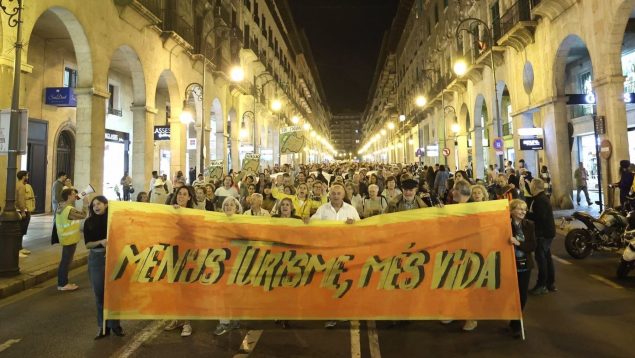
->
xmin=129 ymin=185 xmax=135 ymax=194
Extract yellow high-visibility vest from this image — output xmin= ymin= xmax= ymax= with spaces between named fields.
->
xmin=56 ymin=206 xmax=81 ymax=246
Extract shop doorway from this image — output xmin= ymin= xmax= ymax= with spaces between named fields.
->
xmin=56 ymin=130 xmax=74 ymax=182
xmin=103 ymin=130 xmax=130 ymax=200
xmin=27 ymin=120 xmax=48 ymax=213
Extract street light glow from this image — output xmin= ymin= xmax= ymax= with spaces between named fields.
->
xmin=380 ymin=129 xmax=387 ymax=136
xmin=387 ymin=122 xmax=395 ymax=130
xmin=303 ymin=123 xmax=311 ymax=131
xmin=399 ymin=114 xmax=406 ymax=122
xmin=451 ymin=123 xmax=461 ymax=134
xmin=408 ymin=139 xmax=414 ymax=145
xmin=271 ymin=99 xmax=282 ymax=111
xmin=415 ymin=96 xmax=427 ymax=107
xmin=179 ymin=110 xmax=194 ymax=124
xmin=453 ymin=58 xmax=468 ymax=77
xmin=291 ymin=116 xmax=299 ymax=124
xmin=230 ymin=66 xmax=245 ymax=82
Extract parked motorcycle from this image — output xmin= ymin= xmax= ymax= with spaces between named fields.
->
xmin=617 ymin=209 xmax=635 ymax=278
xmin=562 ymin=208 xmax=629 ymax=259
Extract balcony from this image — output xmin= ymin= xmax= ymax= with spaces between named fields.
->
xmin=130 ymin=0 xmax=162 ymax=24
xmin=495 ymin=0 xmax=537 ymax=52
xmin=161 ymin=9 xmax=195 ymax=48
xmin=530 ymin=0 xmax=577 ymax=21
xmin=214 ymin=4 xmax=231 ymax=27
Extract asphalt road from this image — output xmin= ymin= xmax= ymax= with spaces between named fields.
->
xmin=0 ymin=233 xmax=633 ymax=358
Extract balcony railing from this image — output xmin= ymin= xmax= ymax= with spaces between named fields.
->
xmin=162 ymin=9 xmax=195 ymax=46
xmin=498 ymin=0 xmax=532 ymax=40
xmin=108 ymin=107 xmax=123 ymax=117
xmin=137 ymin=0 xmax=162 ymax=19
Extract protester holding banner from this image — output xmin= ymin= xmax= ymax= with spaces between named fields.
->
xmin=262 ymin=183 xmax=277 ymax=213
xmin=385 ymin=179 xmax=428 ymax=213
xmin=272 ymin=198 xmax=302 ymax=219
xmin=272 ymin=182 xmax=321 ymax=219
xmin=83 ymin=195 xmax=124 ymax=340
xmin=56 ymin=188 xmax=89 ymax=291
xmin=470 ymin=184 xmax=489 ymax=202
xmin=240 ymin=184 xmax=257 ymax=212
xmin=214 ymin=196 xmax=243 ymax=336
xmin=360 ymin=184 xmax=387 ymax=218
xmin=215 ymin=175 xmax=240 ymax=209
xmin=243 ymin=193 xmax=270 ymax=217
xmin=164 ymin=185 xmax=196 ymax=337
xmin=509 ymin=199 xmax=537 ymax=339
xmin=194 ymin=186 xmax=207 ymax=211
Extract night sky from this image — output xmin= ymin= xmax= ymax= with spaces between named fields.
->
xmin=288 ymin=0 xmax=399 ymax=114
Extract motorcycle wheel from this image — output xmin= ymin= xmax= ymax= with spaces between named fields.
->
xmin=564 ymin=229 xmax=593 ymax=259
xmin=617 ymin=259 xmax=633 ymax=279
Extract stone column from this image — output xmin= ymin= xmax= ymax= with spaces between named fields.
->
xmin=542 ymin=98 xmax=573 ymax=208
xmin=131 ymin=105 xmax=156 ymax=192
xmin=169 ymin=109 xmax=185 ymax=178
xmin=513 ymin=111 xmax=538 ymax=174
xmin=74 ymin=87 xmax=108 ymax=192
xmin=473 ymin=126 xmax=484 ymax=180
xmin=593 ymin=74 xmax=630 ymax=206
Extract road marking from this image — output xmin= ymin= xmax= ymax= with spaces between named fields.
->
xmin=110 ymin=320 xmax=165 ymax=358
xmin=350 ymin=320 xmax=361 ymax=358
xmin=589 ymin=274 xmax=624 ymax=289
xmin=233 ymin=329 xmax=264 ymax=358
xmin=367 ymin=321 xmax=381 ymax=358
xmin=0 ymin=339 xmax=21 ymax=353
xmin=552 ymin=255 xmax=572 ymax=265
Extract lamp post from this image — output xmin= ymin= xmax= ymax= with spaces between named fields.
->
xmin=454 ymin=17 xmax=504 ymax=169
xmin=0 ymin=0 xmax=24 ymax=277
xmin=387 ymin=122 xmax=395 ymax=163
xmin=399 ymin=114 xmax=406 ymax=163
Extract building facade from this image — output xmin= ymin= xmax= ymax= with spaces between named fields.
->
xmin=360 ymin=0 xmax=635 ymax=208
xmin=0 ymin=0 xmax=332 ymax=213
xmin=330 ymin=113 xmax=362 ymax=159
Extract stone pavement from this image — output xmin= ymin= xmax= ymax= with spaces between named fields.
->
xmin=0 ymin=215 xmax=88 ymax=299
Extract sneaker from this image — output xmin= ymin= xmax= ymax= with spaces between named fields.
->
xmin=164 ymin=320 xmax=184 ymax=331
xmin=19 ymin=252 xmax=28 ymax=258
xmin=530 ymin=286 xmax=548 ymax=295
xmin=440 ymin=320 xmax=453 ymax=324
xmin=547 ymin=285 xmax=558 ymax=292
xmin=57 ymin=283 xmax=78 ymax=291
xmin=181 ymin=324 xmax=192 ymax=337
xmin=463 ymin=320 xmax=478 ymax=331
xmin=324 ymin=321 xmax=337 ymax=329
xmin=214 ymin=323 xmax=238 ymax=336
xmin=19 ymin=249 xmax=31 ymax=255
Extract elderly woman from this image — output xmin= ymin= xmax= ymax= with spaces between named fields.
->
xmin=509 ymin=199 xmax=537 ymax=339
xmin=382 ymin=176 xmax=402 ymax=203
xmin=470 ymin=184 xmax=489 ymax=202
xmin=361 ymin=184 xmax=388 ymax=218
xmin=214 ymin=197 xmax=242 ymax=336
xmin=243 ymin=193 xmax=270 ymax=216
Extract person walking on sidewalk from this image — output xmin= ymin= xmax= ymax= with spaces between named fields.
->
xmin=15 ymin=171 xmax=33 ymax=258
xmin=55 ymin=188 xmax=89 ymax=291
xmin=83 ymin=195 xmax=124 ymax=340
xmin=574 ymin=162 xmax=592 ymax=206
xmin=527 ymin=178 xmax=557 ymax=295
xmin=51 ymin=171 xmax=67 ymax=214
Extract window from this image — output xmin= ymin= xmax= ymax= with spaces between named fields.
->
xmin=108 ymin=84 xmax=121 ymax=116
xmin=63 ymin=67 xmax=77 ymax=88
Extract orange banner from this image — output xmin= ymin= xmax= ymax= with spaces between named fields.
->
xmin=104 ymin=200 xmax=521 ymax=321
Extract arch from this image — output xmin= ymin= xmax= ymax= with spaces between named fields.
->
xmin=108 ymin=45 xmax=146 ymax=105
xmin=553 ymin=34 xmax=593 ymax=97
xmin=459 ymin=103 xmax=470 ymax=132
xmin=25 ymin=7 xmax=93 ymax=87
xmin=55 ymin=129 xmax=75 ymax=181
xmin=154 ymin=69 xmax=181 ymax=112
xmin=607 ymin=0 xmax=635 ymax=77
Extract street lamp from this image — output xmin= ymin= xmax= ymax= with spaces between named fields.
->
xmin=454 ymin=17 xmax=503 ymax=169
xmin=291 ymin=116 xmax=299 ymax=124
xmin=181 ymin=82 xmax=204 ymax=172
xmin=0 ymin=0 xmax=24 ymax=277
xmin=415 ymin=95 xmax=427 ymax=108
xmin=271 ymin=99 xmax=282 ymax=112
xmin=229 ymin=66 xmax=245 ymax=82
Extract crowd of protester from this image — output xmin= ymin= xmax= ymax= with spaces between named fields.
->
xmin=35 ymin=156 xmax=635 ymax=341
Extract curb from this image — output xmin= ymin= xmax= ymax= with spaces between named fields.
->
xmin=0 ymin=251 xmax=88 ymax=299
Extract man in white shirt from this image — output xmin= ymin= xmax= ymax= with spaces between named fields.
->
xmin=311 ymin=183 xmax=360 ymax=223
xmin=310 ymin=183 xmax=358 ymax=329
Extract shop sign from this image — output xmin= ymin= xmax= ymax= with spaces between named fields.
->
xmin=105 ymin=129 xmax=128 ymax=143
xmin=153 ymin=125 xmax=171 ymax=140
xmin=519 ymin=138 xmax=544 ymax=150
xmin=187 ymin=138 xmax=197 ymax=150
xmin=517 ymin=127 xmax=543 ymax=136
xmin=45 ymin=87 xmax=77 ymax=107
xmin=0 ymin=109 xmax=28 ymax=155
xmin=426 ymin=145 xmax=438 ymax=157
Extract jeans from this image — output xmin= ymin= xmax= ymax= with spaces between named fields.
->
xmin=19 ymin=212 xmax=31 ymax=249
xmin=534 ymin=237 xmax=555 ymax=288
xmin=510 ymin=269 xmax=531 ymax=333
xmin=57 ymin=243 xmax=77 ymax=287
xmin=88 ymin=250 xmax=121 ymax=329
xmin=576 ymin=185 xmax=591 ymax=204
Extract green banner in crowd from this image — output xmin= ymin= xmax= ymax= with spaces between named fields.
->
xmin=238 ymin=153 xmax=261 ymax=180
xmin=206 ymin=160 xmax=224 ymax=182
xmin=280 ymin=126 xmax=306 ymax=154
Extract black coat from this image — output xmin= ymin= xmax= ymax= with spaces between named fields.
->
xmin=512 ymin=219 xmax=537 ymax=270
xmin=527 ymin=192 xmax=555 ymax=238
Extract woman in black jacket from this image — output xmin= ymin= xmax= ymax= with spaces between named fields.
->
xmin=509 ymin=199 xmax=537 ymax=339
xmin=84 ymin=196 xmax=124 ymax=339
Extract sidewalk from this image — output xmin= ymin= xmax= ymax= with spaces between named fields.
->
xmin=0 ymin=215 xmax=88 ymax=299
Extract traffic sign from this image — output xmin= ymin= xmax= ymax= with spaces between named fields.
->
xmin=442 ymin=147 xmax=451 ymax=157
xmin=493 ymin=137 xmax=504 ymax=155
xmin=600 ymin=139 xmax=612 ymax=160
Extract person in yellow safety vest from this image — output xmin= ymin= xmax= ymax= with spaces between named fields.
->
xmin=272 ymin=182 xmax=321 ymax=219
xmin=56 ymin=187 xmax=89 ymax=291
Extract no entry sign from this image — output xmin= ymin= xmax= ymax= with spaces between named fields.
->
xmin=442 ymin=147 xmax=451 ymax=157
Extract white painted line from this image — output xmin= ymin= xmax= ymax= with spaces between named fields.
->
xmin=0 ymin=339 xmax=21 ymax=353
xmin=350 ymin=320 xmax=361 ymax=358
xmin=552 ymin=255 xmax=572 ymax=265
xmin=367 ymin=321 xmax=381 ymax=358
xmin=233 ymin=329 xmax=264 ymax=358
xmin=110 ymin=320 xmax=165 ymax=358
xmin=589 ymin=274 xmax=625 ymax=289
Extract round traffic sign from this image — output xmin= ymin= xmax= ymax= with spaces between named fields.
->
xmin=442 ymin=147 xmax=451 ymax=157
xmin=600 ymin=139 xmax=612 ymax=160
